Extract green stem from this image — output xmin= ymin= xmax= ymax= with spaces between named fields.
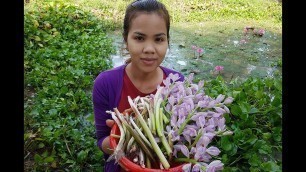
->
xmin=114 ymin=108 xmax=156 ymax=163
xmin=177 ymin=107 xmax=200 ymax=135
xmin=159 ymin=107 xmax=172 ymax=156
xmin=128 ymin=96 xmax=170 ymax=169
xmin=189 ymin=128 xmax=203 ymax=149
xmin=129 ymin=116 xmax=153 ymax=149
xmin=174 ymin=157 xmax=198 ymax=164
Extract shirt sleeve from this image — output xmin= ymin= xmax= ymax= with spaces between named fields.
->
xmin=92 ymin=73 xmax=112 ymax=153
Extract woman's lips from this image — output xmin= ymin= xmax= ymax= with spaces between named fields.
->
xmin=141 ymin=58 xmax=156 ymax=65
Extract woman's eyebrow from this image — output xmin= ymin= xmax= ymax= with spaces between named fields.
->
xmin=133 ymin=32 xmax=145 ymax=36
xmin=155 ymin=33 xmax=166 ymax=37
xmin=133 ymin=32 xmax=166 ymax=37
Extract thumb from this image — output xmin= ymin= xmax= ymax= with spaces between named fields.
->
xmin=106 ymin=119 xmax=115 ymax=128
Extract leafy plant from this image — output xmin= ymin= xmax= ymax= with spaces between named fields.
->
xmin=24 ymin=1 xmax=115 ymax=171
xmin=205 ymin=76 xmax=282 ymax=171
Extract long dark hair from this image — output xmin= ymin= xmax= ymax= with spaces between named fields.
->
xmin=123 ymin=0 xmax=171 ymax=64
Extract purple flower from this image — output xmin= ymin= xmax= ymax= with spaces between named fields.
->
xmin=192 ymin=45 xmax=198 ymax=50
xmin=173 ymin=144 xmax=190 ymax=158
xmin=182 ymin=163 xmax=192 ymax=172
xmin=223 ymin=97 xmax=234 ymax=104
xmin=183 ymin=127 xmax=197 ymax=144
xmin=206 ymin=146 xmax=221 ymax=156
xmin=191 ymin=163 xmax=201 ymax=172
xmin=214 ymin=65 xmax=224 ymax=72
xmin=215 ymin=94 xmax=225 ymax=103
xmin=206 ymin=160 xmax=224 ymax=171
xmin=197 ymin=48 xmax=204 ymax=54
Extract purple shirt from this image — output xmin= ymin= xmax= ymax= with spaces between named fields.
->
xmin=92 ymin=64 xmax=184 ymax=172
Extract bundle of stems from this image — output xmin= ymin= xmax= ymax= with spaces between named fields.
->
xmin=107 ymin=88 xmax=172 ymax=169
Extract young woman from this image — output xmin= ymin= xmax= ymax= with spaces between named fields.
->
xmin=92 ymin=0 xmax=185 ymax=171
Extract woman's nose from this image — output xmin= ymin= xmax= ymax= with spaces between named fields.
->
xmin=143 ymin=41 xmax=155 ymax=54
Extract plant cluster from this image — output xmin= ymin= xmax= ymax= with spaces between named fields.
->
xmin=24 ymin=1 xmax=115 ymax=171
xmin=205 ymin=76 xmax=282 ymax=171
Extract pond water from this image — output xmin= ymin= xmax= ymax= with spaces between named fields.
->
xmin=108 ymin=24 xmax=282 ymax=82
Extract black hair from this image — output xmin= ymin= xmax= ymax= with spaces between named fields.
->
xmin=123 ymin=0 xmax=170 ymax=45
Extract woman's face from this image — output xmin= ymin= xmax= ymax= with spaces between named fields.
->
xmin=126 ymin=13 xmax=168 ymax=73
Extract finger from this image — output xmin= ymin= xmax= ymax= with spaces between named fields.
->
xmin=106 ymin=119 xmax=115 ymax=128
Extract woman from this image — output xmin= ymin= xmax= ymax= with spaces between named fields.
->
xmin=92 ymin=0 xmax=185 ymax=171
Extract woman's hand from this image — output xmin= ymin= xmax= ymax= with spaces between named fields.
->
xmin=106 ymin=119 xmax=115 ymax=128
xmin=101 ymin=119 xmax=115 ymax=154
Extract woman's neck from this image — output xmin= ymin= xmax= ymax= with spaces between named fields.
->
xmin=125 ymin=63 xmax=163 ymax=94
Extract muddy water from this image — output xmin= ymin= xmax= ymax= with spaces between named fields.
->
xmin=108 ymin=25 xmax=282 ymax=82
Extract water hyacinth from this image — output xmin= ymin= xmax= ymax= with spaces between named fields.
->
xmin=161 ymin=73 xmax=233 ymax=171
xmin=109 ymin=73 xmax=234 ymax=172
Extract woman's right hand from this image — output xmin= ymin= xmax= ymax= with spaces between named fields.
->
xmin=101 ymin=119 xmax=115 ymax=154
xmin=106 ymin=119 xmax=115 ymax=128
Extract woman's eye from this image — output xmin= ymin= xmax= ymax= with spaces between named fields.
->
xmin=135 ymin=36 xmax=144 ymax=41
xmin=156 ymin=37 xmax=164 ymax=42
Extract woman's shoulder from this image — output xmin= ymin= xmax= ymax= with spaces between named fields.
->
xmin=96 ymin=65 xmax=125 ymax=80
xmin=94 ymin=65 xmax=126 ymax=86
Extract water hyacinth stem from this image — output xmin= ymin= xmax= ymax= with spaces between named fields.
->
xmin=129 ymin=116 xmax=153 ymax=149
xmin=162 ymin=112 xmax=169 ymax=124
xmin=189 ymin=128 xmax=203 ymax=149
xmin=139 ymin=148 xmax=145 ymax=168
xmin=155 ymin=98 xmax=163 ymax=137
xmin=122 ymin=128 xmax=131 ymax=152
xmin=174 ymin=158 xmax=198 ymax=164
xmin=113 ymin=108 xmax=156 ymax=163
xmin=110 ymin=112 xmax=125 ymax=152
xmin=128 ymin=96 xmax=170 ymax=169
xmin=144 ymin=101 xmax=155 ymax=135
xmin=177 ymin=107 xmax=199 ymax=135
xmin=177 ymin=113 xmax=193 ymax=135
xmin=159 ymin=108 xmax=172 ymax=156
xmin=146 ymin=155 xmax=151 ymax=168
xmin=127 ymin=136 xmax=135 ymax=151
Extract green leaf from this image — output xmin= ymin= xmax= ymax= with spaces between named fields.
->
xmin=271 ymin=96 xmax=281 ymax=107
xmin=34 ymin=154 xmax=43 ymax=163
xmin=85 ymin=113 xmax=94 ymax=123
xmin=262 ymin=132 xmax=271 ymax=140
xmin=221 ymin=136 xmax=233 ymax=151
xmin=260 ymin=161 xmax=281 ymax=171
xmin=34 ymin=36 xmax=41 ymax=41
xmin=248 ymin=154 xmax=261 ymax=167
xmin=249 ymin=107 xmax=259 ymax=114
xmin=230 ymin=105 xmax=242 ymax=116
xmin=38 ymin=142 xmax=45 ymax=149
xmin=246 ymin=135 xmax=258 ymax=145
xmin=44 ymin=156 xmax=54 ymax=163
xmin=77 ymin=150 xmax=88 ymax=162
xmin=255 ymin=90 xmax=263 ymax=99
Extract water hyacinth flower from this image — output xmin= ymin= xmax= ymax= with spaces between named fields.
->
xmin=214 ymin=65 xmax=224 ymax=75
xmin=191 ymin=45 xmax=204 ymax=59
xmin=160 ymin=73 xmax=233 ymax=171
xmin=197 ymin=48 xmax=204 ymax=58
xmin=240 ymin=39 xmax=247 ymax=44
xmin=253 ymin=28 xmax=265 ymax=37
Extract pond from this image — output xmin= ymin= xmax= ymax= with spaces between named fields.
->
xmin=108 ymin=22 xmax=282 ymax=83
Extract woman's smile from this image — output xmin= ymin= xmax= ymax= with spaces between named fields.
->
xmin=140 ymin=57 xmax=157 ymax=65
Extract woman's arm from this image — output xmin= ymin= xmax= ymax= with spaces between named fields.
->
xmin=92 ymin=74 xmax=113 ymax=155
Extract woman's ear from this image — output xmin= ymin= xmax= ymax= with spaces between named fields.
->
xmin=125 ymin=42 xmax=129 ymax=51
